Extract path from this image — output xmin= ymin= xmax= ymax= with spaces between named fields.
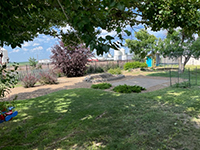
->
xmin=3 ymin=74 xmax=183 ymax=101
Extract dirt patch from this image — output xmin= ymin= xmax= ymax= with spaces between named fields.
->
xmin=3 ymin=73 xmax=185 ymax=101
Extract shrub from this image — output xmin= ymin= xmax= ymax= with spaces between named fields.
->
xmin=52 ymin=68 xmax=64 ymax=77
xmin=113 ymin=84 xmax=146 ymax=93
xmin=140 ymin=62 xmax=148 ymax=68
xmin=91 ymin=83 xmax=112 ymax=89
xmin=124 ymin=61 xmax=147 ymax=70
xmin=86 ymin=65 xmax=104 ymax=74
xmin=173 ymin=81 xmax=189 ymax=88
xmin=51 ymin=41 xmax=93 ymax=77
xmin=107 ymin=68 xmax=121 ymax=74
xmin=21 ymin=73 xmax=38 ymax=88
xmin=39 ymin=71 xmax=58 ymax=85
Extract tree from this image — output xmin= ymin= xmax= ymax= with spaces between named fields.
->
xmin=158 ymin=30 xmax=200 ymax=72
xmin=0 ymin=1 xmax=65 ymax=48
xmin=125 ymin=29 xmax=158 ymax=58
xmin=1 ymin=0 xmax=200 ymax=55
xmin=51 ymin=41 xmax=92 ymax=77
xmin=28 ymin=57 xmax=37 ymax=68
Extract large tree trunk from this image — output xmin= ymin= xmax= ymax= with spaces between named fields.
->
xmin=182 ymin=55 xmax=191 ymax=72
xmin=178 ymin=56 xmax=183 ymax=73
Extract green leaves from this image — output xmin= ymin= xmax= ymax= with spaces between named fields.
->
xmin=124 ymin=30 xmax=131 ymax=36
xmin=0 ymin=62 xmax=19 ymax=98
xmin=125 ymin=29 xmax=157 ymax=59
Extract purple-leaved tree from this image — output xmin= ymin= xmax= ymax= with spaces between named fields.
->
xmin=51 ymin=41 xmax=93 ymax=77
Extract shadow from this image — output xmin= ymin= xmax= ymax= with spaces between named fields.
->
xmin=1 ymin=84 xmax=200 ymax=149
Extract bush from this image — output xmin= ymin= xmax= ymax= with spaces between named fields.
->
xmin=52 ymin=68 xmax=64 ymax=77
xmin=39 ymin=71 xmax=58 ymax=85
xmin=21 ymin=73 xmax=38 ymax=88
xmin=173 ymin=81 xmax=189 ymax=88
xmin=113 ymin=84 xmax=146 ymax=93
xmin=86 ymin=65 xmax=104 ymax=74
xmin=91 ymin=83 xmax=112 ymax=89
xmin=51 ymin=41 xmax=93 ymax=77
xmin=140 ymin=62 xmax=148 ymax=68
xmin=107 ymin=68 xmax=121 ymax=74
xmin=124 ymin=61 xmax=147 ymax=70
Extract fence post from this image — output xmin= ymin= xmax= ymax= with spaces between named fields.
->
xmin=170 ymin=69 xmax=172 ymax=86
xmin=177 ymin=68 xmax=179 ymax=84
xmin=188 ymin=68 xmax=191 ymax=87
xmin=117 ymin=60 xmax=119 ymax=68
xmin=196 ymin=67 xmax=197 ymax=85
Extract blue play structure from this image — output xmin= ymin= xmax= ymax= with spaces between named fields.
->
xmin=146 ymin=54 xmax=160 ymax=67
xmin=146 ymin=56 xmax=152 ymax=67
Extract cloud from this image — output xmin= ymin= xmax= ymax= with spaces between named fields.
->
xmin=10 ymin=49 xmax=20 ymax=53
xmin=98 ymin=29 xmax=117 ymax=38
xmin=31 ymin=46 xmax=43 ymax=52
xmin=147 ymin=28 xmax=167 ymax=39
xmin=33 ymin=43 xmax=40 ymax=46
xmin=60 ymin=24 xmax=73 ymax=33
xmin=23 ymin=42 xmax=31 ymax=47
xmin=22 ymin=48 xmax=28 ymax=51
xmin=46 ymin=47 xmax=52 ymax=52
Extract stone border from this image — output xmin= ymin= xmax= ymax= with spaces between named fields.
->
xmin=84 ymin=73 xmax=125 ymax=83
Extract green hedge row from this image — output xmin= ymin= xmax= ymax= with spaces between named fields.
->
xmin=124 ymin=61 xmax=147 ymax=70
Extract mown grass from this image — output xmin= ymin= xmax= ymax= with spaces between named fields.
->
xmin=1 ymin=87 xmax=200 ymax=149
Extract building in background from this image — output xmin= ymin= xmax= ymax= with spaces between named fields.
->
xmin=0 ymin=47 xmax=9 ymax=64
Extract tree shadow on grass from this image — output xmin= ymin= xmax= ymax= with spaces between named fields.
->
xmin=1 ymin=88 xmax=200 ymax=149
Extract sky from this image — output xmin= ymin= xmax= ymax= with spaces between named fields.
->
xmin=3 ymin=25 xmax=167 ymax=62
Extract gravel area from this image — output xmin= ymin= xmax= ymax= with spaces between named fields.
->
xmin=3 ymin=74 xmax=185 ymax=101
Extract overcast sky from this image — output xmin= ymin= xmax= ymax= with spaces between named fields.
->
xmin=3 ymin=25 xmax=167 ymax=62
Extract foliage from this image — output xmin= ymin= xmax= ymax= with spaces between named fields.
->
xmin=0 ymin=1 xmax=65 ymax=48
xmin=21 ymin=73 xmax=38 ymax=88
xmin=52 ymin=68 xmax=64 ymax=77
xmin=124 ymin=61 xmax=147 ymax=70
xmin=140 ymin=62 xmax=148 ymax=68
xmin=158 ymin=30 xmax=200 ymax=72
xmin=86 ymin=65 xmax=104 ymax=74
xmin=28 ymin=57 xmax=37 ymax=68
xmin=1 ymin=1 xmax=200 ymax=55
xmin=113 ymin=84 xmax=146 ymax=93
xmin=132 ymin=54 xmax=145 ymax=62
xmin=51 ymin=41 xmax=92 ymax=77
xmin=39 ymin=71 xmax=58 ymax=85
xmin=91 ymin=83 xmax=112 ymax=89
xmin=0 ymin=63 xmax=18 ymax=98
xmin=173 ymin=81 xmax=190 ymax=88
xmin=126 ymin=29 xmax=158 ymax=58
xmin=107 ymin=68 xmax=122 ymax=75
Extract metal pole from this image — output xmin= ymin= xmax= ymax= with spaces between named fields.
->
xmin=188 ymin=68 xmax=191 ymax=87
xmin=170 ymin=69 xmax=172 ymax=86
xmin=177 ymin=68 xmax=179 ymax=84
xmin=196 ymin=67 xmax=197 ymax=85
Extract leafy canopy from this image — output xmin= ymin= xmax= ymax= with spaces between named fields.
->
xmin=1 ymin=0 xmax=200 ymax=55
xmin=158 ymin=30 xmax=200 ymax=68
xmin=125 ymin=29 xmax=158 ymax=58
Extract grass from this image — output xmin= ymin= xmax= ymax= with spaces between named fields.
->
xmin=1 ymin=87 xmax=200 ymax=149
xmin=147 ymin=66 xmax=200 ymax=86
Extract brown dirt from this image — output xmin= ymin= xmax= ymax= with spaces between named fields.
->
xmin=3 ymin=72 xmax=184 ymax=101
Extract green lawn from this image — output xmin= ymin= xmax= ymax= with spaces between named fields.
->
xmin=1 ymin=87 xmax=200 ymax=149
